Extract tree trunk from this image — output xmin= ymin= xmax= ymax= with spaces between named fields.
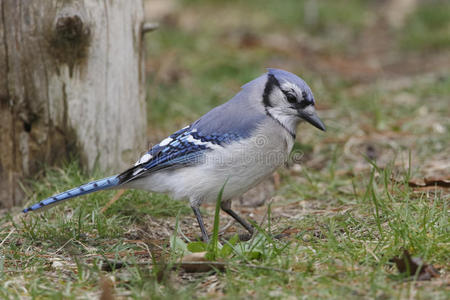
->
xmin=0 ymin=0 xmax=147 ymax=208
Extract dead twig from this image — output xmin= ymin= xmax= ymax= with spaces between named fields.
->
xmin=0 ymin=228 xmax=15 ymax=247
xmin=101 ymin=190 xmax=126 ymax=213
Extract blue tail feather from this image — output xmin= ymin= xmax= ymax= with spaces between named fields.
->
xmin=23 ymin=175 xmax=120 ymax=213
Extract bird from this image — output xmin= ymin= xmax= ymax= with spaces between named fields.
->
xmin=23 ymin=68 xmax=326 ymax=242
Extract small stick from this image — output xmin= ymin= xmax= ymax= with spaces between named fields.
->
xmin=0 ymin=228 xmax=15 ymax=247
xmin=142 ymin=22 xmax=159 ymax=34
xmin=101 ymin=190 xmax=126 ymax=213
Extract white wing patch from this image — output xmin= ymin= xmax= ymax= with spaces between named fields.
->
xmin=135 ymin=153 xmax=153 ymax=166
xmin=132 ymin=167 xmax=145 ymax=176
xmin=159 ymin=137 xmax=173 ymax=146
xmin=185 ymin=134 xmax=222 ymax=150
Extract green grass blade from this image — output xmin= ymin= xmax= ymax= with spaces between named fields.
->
xmin=206 ymin=178 xmax=229 ymax=261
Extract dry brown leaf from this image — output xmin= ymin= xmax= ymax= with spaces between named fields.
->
xmin=409 ymin=175 xmax=450 ymax=188
xmin=424 ymin=176 xmax=450 ymax=188
xmin=179 ymin=252 xmax=225 ymax=273
xmin=408 ymin=178 xmax=426 ymax=187
xmin=391 ymin=250 xmax=440 ymax=281
xmin=100 ymin=277 xmax=115 ymax=300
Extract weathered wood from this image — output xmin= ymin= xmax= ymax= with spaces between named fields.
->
xmin=0 ymin=0 xmax=147 ymax=208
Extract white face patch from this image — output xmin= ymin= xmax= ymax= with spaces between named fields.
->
xmin=280 ymin=82 xmax=298 ymax=92
xmin=159 ymin=137 xmax=173 ymax=146
xmin=135 ymin=153 xmax=153 ymax=166
xmin=280 ymin=82 xmax=302 ymax=99
xmin=266 ymin=105 xmax=299 ymax=138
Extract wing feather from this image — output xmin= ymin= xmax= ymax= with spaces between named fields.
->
xmin=118 ymin=125 xmax=238 ymax=184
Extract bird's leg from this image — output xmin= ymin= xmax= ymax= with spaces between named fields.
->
xmin=221 ymin=200 xmax=254 ymax=235
xmin=191 ymin=205 xmax=209 ymax=242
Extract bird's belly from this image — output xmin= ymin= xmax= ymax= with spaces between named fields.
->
xmin=164 ymin=160 xmax=278 ymax=201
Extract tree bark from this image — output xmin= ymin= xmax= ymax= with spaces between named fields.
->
xmin=0 ymin=0 xmax=147 ymax=208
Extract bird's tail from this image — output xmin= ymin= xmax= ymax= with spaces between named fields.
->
xmin=22 ymin=175 xmax=120 ymax=213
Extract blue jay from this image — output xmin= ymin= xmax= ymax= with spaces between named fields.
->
xmin=23 ymin=69 xmax=325 ymax=242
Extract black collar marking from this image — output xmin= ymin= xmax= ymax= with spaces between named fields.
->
xmin=262 ymin=74 xmax=296 ymax=139
xmin=262 ymin=74 xmax=278 ymax=108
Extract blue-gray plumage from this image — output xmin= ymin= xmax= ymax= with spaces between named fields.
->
xmin=23 ymin=68 xmax=326 ymax=242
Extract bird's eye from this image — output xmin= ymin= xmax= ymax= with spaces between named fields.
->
xmin=286 ymin=93 xmax=297 ymax=103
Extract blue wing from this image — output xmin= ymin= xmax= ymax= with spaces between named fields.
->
xmin=118 ymin=125 xmax=241 ymax=184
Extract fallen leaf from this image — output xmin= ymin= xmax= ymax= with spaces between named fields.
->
xmin=424 ymin=176 xmax=450 ymax=188
xmin=391 ymin=250 xmax=440 ymax=281
xmin=408 ymin=178 xmax=425 ymax=187
xmin=100 ymin=277 xmax=115 ymax=300
xmin=182 ymin=252 xmax=208 ymax=262
xmin=409 ymin=176 xmax=450 ymax=188
xmin=179 ymin=252 xmax=225 ymax=273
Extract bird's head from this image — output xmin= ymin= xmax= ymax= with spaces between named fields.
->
xmin=261 ymin=68 xmax=325 ymax=136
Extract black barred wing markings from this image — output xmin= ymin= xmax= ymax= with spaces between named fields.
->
xmin=118 ymin=126 xmax=241 ymax=184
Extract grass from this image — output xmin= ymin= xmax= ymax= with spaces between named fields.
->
xmin=1 ymin=148 xmax=448 ymax=298
xmin=401 ymin=1 xmax=450 ymax=51
xmin=1 ymin=0 xmax=449 ymax=298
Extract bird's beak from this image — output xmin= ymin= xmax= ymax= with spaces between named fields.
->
xmin=298 ymin=107 xmax=326 ymax=131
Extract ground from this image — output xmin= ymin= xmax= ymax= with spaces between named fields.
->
xmin=1 ymin=0 xmax=449 ymax=298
